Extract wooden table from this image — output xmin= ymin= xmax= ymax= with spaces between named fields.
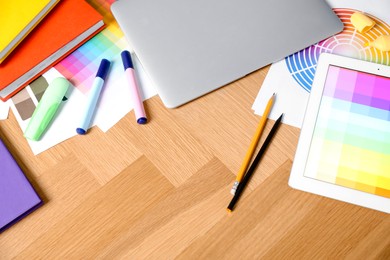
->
xmin=1 ymin=66 xmax=389 ymax=259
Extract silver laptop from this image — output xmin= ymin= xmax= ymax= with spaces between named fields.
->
xmin=112 ymin=0 xmax=342 ymax=108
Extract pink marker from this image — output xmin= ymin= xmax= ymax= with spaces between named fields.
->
xmin=121 ymin=50 xmax=147 ymax=124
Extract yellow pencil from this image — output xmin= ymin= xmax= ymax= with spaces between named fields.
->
xmin=230 ymin=93 xmax=276 ymax=195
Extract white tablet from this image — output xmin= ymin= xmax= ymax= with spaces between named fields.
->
xmin=289 ymin=53 xmax=390 ymax=213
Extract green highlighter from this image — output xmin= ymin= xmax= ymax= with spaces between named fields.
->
xmin=24 ymin=77 xmax=70 ymax=141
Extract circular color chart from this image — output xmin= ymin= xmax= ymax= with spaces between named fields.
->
xmin=285 ymin=9 xmax=390 ymax=92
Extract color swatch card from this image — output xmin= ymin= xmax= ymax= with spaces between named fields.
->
xmin=305 ymin=65 xmax=389 ymax=197
xmin=253 ymin=0 xmax=390 ymax=128
xmin=0 ymin=137 xmax=42 ymax=232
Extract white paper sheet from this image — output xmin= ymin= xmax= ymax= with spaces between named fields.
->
xmin=0 ymin=100 xmax=9 ymax=120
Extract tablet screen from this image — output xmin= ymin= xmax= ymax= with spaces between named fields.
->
xmin=303 ymin=65 xmax=390 ymax=198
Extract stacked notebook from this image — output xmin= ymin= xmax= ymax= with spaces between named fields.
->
xmin=0 ymin=137 xmax=42 ymax=232
xmin=0 ymin=0 xmax=59 ymax=64
xmin=0 ymin=0 xmax=105 ymax=101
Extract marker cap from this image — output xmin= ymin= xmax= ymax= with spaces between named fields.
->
xmin=96 ymin=59 xmax=111 ymax=80
xmin=121 ymin=50 xmax=134 ymax=70
xmin=24 ymin=77 xmax=70 ymax=141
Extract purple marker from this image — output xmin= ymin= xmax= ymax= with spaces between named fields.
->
xmin=121 ymin=50 xmax=147 ymax=124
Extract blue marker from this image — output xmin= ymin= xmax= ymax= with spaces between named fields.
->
xmin=76 ymin=59 xmax=111 ymax=135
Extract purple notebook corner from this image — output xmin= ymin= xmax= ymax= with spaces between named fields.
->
xmin=0 ymin=138 xmax=42 ymax=233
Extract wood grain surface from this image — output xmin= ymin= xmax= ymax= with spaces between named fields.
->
xmin=1 ymin=67 xmax=389 ymax=259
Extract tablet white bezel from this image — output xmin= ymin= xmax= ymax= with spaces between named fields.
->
xmin=289 ymin=53 xmax=390 ymax=213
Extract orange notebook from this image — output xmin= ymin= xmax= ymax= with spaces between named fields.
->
xmin=0 ymin=0 xmax=105 ymax=101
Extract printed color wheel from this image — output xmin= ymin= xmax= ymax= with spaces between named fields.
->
xmin=285 ymin=9 xmax=390 ymax=92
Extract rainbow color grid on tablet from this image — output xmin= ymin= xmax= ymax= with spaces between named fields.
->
xmin=286 ymin=9 xmax=390 ymax=92
xmin=304 ymin=65 xmax=390 ymax=198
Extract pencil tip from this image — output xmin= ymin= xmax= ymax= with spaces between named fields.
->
xmin=226 ymin=208 xmax=232 ymax=213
